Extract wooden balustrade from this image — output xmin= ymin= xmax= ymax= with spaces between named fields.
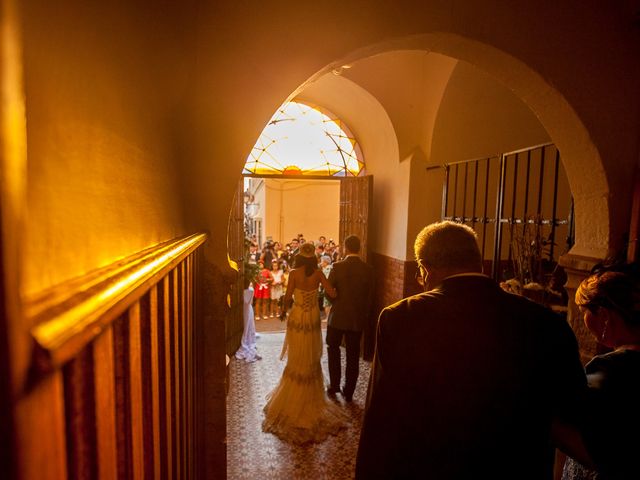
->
xmin=22 ymin=233 xmax=207 ymax=479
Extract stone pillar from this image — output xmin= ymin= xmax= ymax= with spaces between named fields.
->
xmin=558 ymin=253 xmax=603 ymax=365
xmin=199 ymin=258 xmax=235 ymax=479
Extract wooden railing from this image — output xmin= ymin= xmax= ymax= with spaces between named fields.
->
xmin=24 ymin=233 xmax=207 ymax=479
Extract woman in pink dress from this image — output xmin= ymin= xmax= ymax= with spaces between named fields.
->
xmin=254 ymin=262 xmax=271 ymax=320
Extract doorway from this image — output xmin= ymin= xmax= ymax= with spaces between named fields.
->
xmin=227 ymin=174 xmax=373 ymax=351
xmin=245 ymin=176 xmax=340 ymax=333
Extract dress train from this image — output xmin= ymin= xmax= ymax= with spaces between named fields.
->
xmin=262 ymin=288 xmax=348 ymax=444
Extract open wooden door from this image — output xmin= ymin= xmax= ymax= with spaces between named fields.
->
xmin=226 ymin=178 xmax=245 ymax=354
xmin=339 ymin=175 xmax=375 ymax=359
xmin=339 ymin=176 xmax=373 ymax=261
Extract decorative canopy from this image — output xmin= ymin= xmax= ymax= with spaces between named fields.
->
xmin=243 ymin=101 xmax=364 ymax=177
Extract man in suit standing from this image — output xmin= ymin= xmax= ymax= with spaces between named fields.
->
xmin=356 ymin=221 xmax=587 ymax=479
xmin=326 ymin=234 xmax=374 ymax=403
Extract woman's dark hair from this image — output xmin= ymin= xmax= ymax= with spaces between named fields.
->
xmin=576 ymin=262 xmax=640 ymax=326
xmin=295 ymin=254 xmax=318 ymax=277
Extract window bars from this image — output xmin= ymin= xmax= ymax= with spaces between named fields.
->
xmin=429 ymin=143 xmax=574 ymax=283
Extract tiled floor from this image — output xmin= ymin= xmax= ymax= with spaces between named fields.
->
xmin=227 ymin=330 xmax=371 ymax=479
xmin=254 ymin=311 xmax=329 ymax=333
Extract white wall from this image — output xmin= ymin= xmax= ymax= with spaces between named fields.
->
xmin=430 ymin=61 xmax=550 ymax=164
xmin=298 ymin=75 xmax=408 ymax=259
xmin=264 ymin=179 xmax=339 ymax=247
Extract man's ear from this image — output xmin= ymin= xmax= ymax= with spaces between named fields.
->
xmin=422 ymin=262 xmax=435 ymax=276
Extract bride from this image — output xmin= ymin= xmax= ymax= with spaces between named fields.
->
xmin=262 ymin=241 xmax=348 ymax=444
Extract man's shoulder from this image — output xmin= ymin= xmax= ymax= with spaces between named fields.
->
xmin=330 ymin=259 xmax=345 ymax=273
xmin=381 ymin=292 xmax=430 ymax=316
xmin=345 ymin=257 xmax=374 ymax=279
xmin=376 ymin=294 xmax=433 ymax=336
xmin=333 ymin=257 xmax=356 ymax=269
xmin=343 ymin=255 xmax=372 ymax=268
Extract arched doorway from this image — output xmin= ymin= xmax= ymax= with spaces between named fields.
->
xmin=227 ymin=101 xmax=372 ymax=352
xmin=301 ymin=35 xmax=615 ymax=260
xmin=289 ymin=40 xmax=617 ymax=360
xmin=220 ymin=26 xmax=632 ymax=480
xmin=227 ymin=42 xmax=612 ymax=358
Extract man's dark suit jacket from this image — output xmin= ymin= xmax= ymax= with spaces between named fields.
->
xmin=327 ymin=255 xmax=374 ymax=332
xmin=356 ymin=274 xmax=586 ymax=479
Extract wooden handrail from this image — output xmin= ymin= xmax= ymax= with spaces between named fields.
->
xmin=28 ymin=233 xmax=207 ymax=371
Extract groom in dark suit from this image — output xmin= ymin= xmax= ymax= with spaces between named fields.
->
xmin=356 ymin=221 xmax=587 ymax=479
xmin=326 ymin=235 xmax=374 ymax=402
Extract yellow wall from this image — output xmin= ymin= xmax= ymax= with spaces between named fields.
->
xmin=264 ymin=179 xmax=339 ymax=247
xmin=15 ymin=0 xmax=640 ymax=289
xmin=21 ymin=1 xmax=190 ymax=295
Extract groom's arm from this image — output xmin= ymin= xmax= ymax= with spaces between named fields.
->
xmin=327 ymin=264 xmax=339 ymax=299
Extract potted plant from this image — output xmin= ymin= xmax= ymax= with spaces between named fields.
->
xmin=505 ymin=214 xmax=566 ymax=307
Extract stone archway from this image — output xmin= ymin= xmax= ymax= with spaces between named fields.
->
xmin=298 ymin=33 xmax=615 ymax=262
xmin=287 ymin=34 xmax=624 ymax=361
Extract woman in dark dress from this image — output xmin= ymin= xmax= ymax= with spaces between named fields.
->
xmin=558 ymin=263 xmax=640 ymax=480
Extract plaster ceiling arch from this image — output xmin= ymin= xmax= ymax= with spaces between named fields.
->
xmin=301 ymin=50 xmax=459 ymax=166
xmin=291 ymin=33 xmax=611 ymax=258
xmin=295 ymin=73 xmax=399 ymax=178
xmin=296 ymin=74 xmax=408 ymax=259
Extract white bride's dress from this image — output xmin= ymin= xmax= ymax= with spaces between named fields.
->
xmin=262 ymin=288 xmax=348 ymax=444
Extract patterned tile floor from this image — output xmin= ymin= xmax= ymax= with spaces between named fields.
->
xmin=227 ymin=330 xmax=371 ymax=479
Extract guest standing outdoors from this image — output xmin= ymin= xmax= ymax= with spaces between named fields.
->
xmin=254 ymin=262 xmax=271 ymax=320
xmin=320 ymin=255 xmax=333 ymax=319
xmin=326 ymin=235 xmax=374 ymax=403
xmin=356 ymin=221 xmax=586 ymax=479
xmin=269 ymin=259 xmax=284 ymax=318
